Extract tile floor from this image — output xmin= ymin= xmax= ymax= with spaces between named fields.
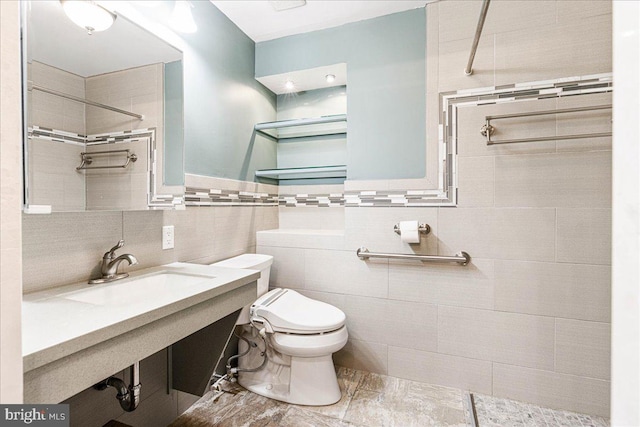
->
xmin=169 ymin=367 xmax=610 ymax=427
xmin=472 ymin=394 xmax=610 ymax=427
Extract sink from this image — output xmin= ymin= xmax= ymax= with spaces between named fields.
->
xmin=63 ymin=271 xmax=215 ymax=306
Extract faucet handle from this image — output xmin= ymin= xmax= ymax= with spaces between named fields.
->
xmin=105 ymin=240 xmax=125 ymax=258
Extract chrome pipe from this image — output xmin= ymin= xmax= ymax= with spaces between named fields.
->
xmin=465 ymin=0 xmax=491 ymax=76
xmin=486 ymin=104 xmax=612 ymax=121
xmin=94 ymin=362 xmax=141 ymax=412
xmin=356 ymin=247 xmax=470 ymax=266
xmin=29 ymin=83 xmax=144 ymax=120
xmin=487 ymin=132 xmax=612 ymax=145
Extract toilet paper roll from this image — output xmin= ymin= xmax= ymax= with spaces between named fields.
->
xmin=399 ymin=220 xmax=420 ymax=243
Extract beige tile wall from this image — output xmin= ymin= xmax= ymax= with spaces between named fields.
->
xmin=258 ymin=0 xmax=612 ymax=417
xmin=27 ymin=62 xmax=163 ymax=211
xmin=85 ymin=64 xmax=163 ymax=210
xmin=28 ymin=62 xmax=87 ymax=211
xmin=28 ymin=61 xmax=86 ymax=134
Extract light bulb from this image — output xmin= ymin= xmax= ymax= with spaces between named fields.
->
xmin=285 ymin=80 xmax=295 ymax=91
xmin=171 ymin=0 xmax=197 ymax=33
xmin=60 ymin=0 xmax=116 ymax=35
xmin=325 ymin=74 xmax=336 ymax=83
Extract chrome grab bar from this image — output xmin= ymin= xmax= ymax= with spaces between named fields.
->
xmin=76 ymin=149 xmax=138 ymax=170
xmin=356 ymin=247 xmax=471 ymax=266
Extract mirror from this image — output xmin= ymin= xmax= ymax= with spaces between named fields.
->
xmin=23 ymin=0 xmax=184 ymax=212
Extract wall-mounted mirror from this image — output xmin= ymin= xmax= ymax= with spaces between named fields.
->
xmin=23 ymin=0 xmax=184 ymax=212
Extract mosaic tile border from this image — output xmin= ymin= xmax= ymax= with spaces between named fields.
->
xmin=28 ymin=126 xmax=156 ymax=146
xmin=442 ymin=73 xmax=613 ymax=110
xmin=183 ymin=188 xmax=456 ymax=207
xmin=28 ymin=126 xmax=86 ymax=145
xmin=184 ymin=187 xmax=279 ymax=206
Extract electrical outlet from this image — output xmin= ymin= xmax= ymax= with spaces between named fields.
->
xmin=162 ymin=225 xmax=174 ymax=250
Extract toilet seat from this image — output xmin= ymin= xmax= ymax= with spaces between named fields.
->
xmin=270 ymin=326 xmax=348 ymax=357
xmin=250 ymin=288 xmax=346 ymax=334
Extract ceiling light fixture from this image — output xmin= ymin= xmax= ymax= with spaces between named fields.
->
xmin=325 ymin=74 xmax=336 ymax=83
xmin=171 ymin=0 xmax=197 ymax=34
xmin=60 ymin=0 xmax=117 ymax=35
xmin=285 ymin=80 xmax=295 ymax=91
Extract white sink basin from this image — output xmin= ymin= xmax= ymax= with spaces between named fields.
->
xmin=63 ymin=271 xmax=215 ymax=306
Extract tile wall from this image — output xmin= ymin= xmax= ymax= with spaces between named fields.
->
xmin=28 ymin=61 xmax=86 ymax=135
xmin=86 ymin=63 xmax=164 ymax=211
xmin=28 ymin=62 xmax=86 ymax=211
xmin=27 ymin=62 xmax=163 ymax=211
xmin=257 ymin=0 xmax=612 ymax=417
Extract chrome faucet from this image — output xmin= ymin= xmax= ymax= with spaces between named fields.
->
xmin=89 ymin=240 xmax=138 ymax=284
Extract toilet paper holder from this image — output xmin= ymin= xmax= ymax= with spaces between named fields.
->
xmin=393 ymin=223 xmax=431 ymax=236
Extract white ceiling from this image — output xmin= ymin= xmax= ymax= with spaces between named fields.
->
xmin=210 ymin=0 xmax=429 ymax=43
xmin=28 ymin=1 xmax=182 ymax=78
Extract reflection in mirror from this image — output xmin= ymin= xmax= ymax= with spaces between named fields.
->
xmin=23 ymin=0 xmax=184 ymax=212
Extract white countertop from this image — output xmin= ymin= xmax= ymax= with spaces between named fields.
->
xmin=22 ymin=262 xmax=259 ymax=372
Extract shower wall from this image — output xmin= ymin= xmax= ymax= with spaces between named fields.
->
xmin=27 ymin=62 xmax=162 ymax=211
xmin=257 ymin=0 xmax=612 ymax=417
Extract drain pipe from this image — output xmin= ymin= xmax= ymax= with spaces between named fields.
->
xmin=95 ymin=362 xmax=141 ymax=412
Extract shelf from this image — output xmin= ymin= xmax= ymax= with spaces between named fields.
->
xmin=255 ymin=114 xmax=347 ymax=141
xmin=255 ymin=165 xmax=347 ymax=180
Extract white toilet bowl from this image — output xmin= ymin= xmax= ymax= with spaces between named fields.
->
xmin=210 ymin=255 xmax=348 ymax=406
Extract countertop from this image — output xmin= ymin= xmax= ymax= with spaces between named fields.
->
xmin=22 ymin=262 xmax=260 ymax=372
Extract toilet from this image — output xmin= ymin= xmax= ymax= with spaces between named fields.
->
xmin=210 ymin=254 xmax=348 ymax=406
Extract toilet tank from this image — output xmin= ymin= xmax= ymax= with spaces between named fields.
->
xmin=210 ymin=254 xmax=273 ymax=296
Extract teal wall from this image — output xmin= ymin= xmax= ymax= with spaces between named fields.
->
xmin=256 ymin=9 xmax=426 ymax=180
xmin=164 ymin=60 xmax=184 ymax=185
xmin=135 ymin=1 xmax=277 ymax=182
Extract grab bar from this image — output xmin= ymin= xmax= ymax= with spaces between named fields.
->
xmin=76 ymin=149 xmax=138 ymax=170
xmin=356 ymin=247 xmax=471 ymax=266
xmin=481 ymin=104 xmax=612 ymax=145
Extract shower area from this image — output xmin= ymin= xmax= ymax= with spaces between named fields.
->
xmin=251 ymin=0 xmax=613 ymax=425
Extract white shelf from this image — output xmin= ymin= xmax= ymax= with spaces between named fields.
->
xmin=255 ymin=114 xmax=347 ymax=141
xmin=255 ymin=165 xmax=347 ymax=180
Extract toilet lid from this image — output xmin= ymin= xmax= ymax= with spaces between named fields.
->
xmin=250 ymin=288 xmax=346 ymax=334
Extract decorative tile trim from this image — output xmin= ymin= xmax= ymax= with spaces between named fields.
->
xmin=28 ymin=126 xmax=86 ymax=145
xmin=442 ymin=73 xmax=612 ymax=107
xmin=184 ymin=187 xmax=279 ymax=206
xmin=343 ymin=190 xmax=452 ymax=207
xmin=184 ymin=189 xmax=453 ymax=208
xmin=279 ymin=193 xmax=345 ymax=207
xmin=28 ymin=126 xmax=155 ymax=145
